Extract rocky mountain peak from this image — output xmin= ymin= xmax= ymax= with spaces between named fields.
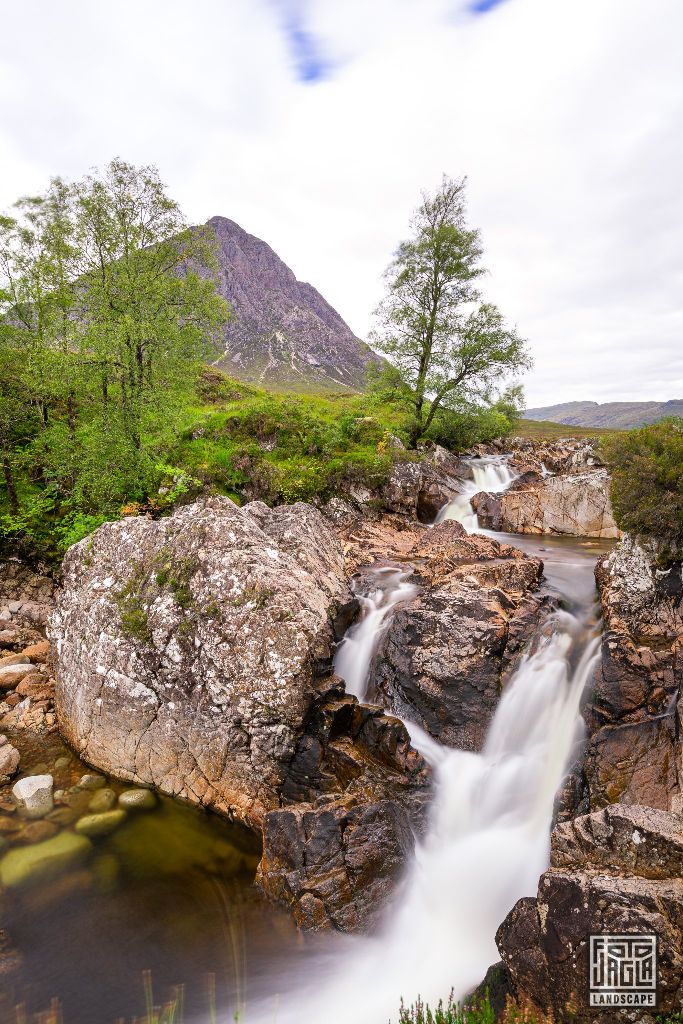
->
xmin=203 ymin=216 xmax=380 ymax=391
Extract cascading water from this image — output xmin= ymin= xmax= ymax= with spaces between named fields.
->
xmin=244 ymin=459 xmax=603 ymax=1024
xmin=333 ymin=567 xmax=419 ymax=701
xmin=437 ymin=456 xmax=516 ymax=532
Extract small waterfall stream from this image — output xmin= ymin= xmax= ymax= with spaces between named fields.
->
xmin=246 ymin=457 xmax=602 ymax=1024
xmin=436 ymin=456 xmax=516 ymax=532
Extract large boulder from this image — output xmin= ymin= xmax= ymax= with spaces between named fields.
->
xmin=497 ymin=804 xmax=683 ymax=1023
xmin=50 ymin=497 xmax=351 ymax=826
xmin=582 ymin=537 xmax=682 ymax=813
xmin=475 ymin=470 xmax=619 ymax=539
xmin=366 ymin=524 xmax=547 ymax=750
xmin=50 ymin=497 xmax=431 ymax=931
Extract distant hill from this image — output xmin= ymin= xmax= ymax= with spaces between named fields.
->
xmin=200 ymin=216 xmax=380 ymax=391
xmin=523 ymin=400 xmax=683 ymax=429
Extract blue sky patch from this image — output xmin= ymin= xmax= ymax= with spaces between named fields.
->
xmin=269 ymin=0 xmax=334 ymax=83
xmin=469 ymin=0 xmax=510 ymax=13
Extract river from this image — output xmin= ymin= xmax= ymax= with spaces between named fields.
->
xmin=1 ymin=458 xmax=612 ymax=1024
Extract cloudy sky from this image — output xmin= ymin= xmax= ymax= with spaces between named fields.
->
xmin=1 ymin=0 xmax=681 ymax=406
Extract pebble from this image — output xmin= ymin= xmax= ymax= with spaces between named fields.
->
xmin=75 ymin=809 xmax=127 ymax=837
xmin=0 ymin=653 xmax=30 ymax=667
xmin=88 ymin=788 xmax=118 ymax=813
xmin=0 ymin=663 xmax=37 ymax=689
xmin=12 ymin=774 xmax=54 ymax=819
xmin=54 ymin=756 xmax=70 ymax=770
xmin=17 ymin=819 xmax=58 ymax=845
xmin=7 ymin=602 xmax=22 ymax=613
xmin=78 ymin=773 xmax=106 ymax=790
xmin=118 ymin=788 xmax=157 ymax=811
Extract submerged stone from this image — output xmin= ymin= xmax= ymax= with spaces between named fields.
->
xmin=0 ymin=831 xmax=92 ymax=889
xmin=118 ymin=788 xmax=156 ymax=811
xmin=78 ymin=773 xmax=106 ymax=790
xmin=75 ymin=809 xmax=127 ymax=837
xmin=88 ymin=788 xmax=118 ymax=813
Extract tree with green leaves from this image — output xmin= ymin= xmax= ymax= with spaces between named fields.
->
xmin=371 ymin=176 xmax=531 ymax=445
xmin=0 ymin=159 xmax=229 ymax=553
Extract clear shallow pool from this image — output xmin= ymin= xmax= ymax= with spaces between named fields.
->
xmin=0 ymin=736 xmax=321 ymax=1024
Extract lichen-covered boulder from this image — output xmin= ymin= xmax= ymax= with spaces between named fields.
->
xmin=50 ymin=497 xmax=350 ymax=827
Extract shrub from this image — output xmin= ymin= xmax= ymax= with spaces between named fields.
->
xmin=601 ymin=417 xmax=683 ymax=548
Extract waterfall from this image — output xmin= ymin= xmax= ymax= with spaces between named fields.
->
xmin=246 ymin=606 xmax=598 ymax=1024
xmin=437 ymin=456 xmax=516 ymax=532
xmin=244 ymin=457 xmax=600 ymax=1024
xmin=332 ymin=568 xmax=418 ymax=702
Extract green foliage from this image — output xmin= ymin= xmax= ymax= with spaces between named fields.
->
xmin=0 ymin=159 xmax=229 ymax=560
xmin=601 ymin=417 xmax=683 ymax=547
xmin=424 ymin=391 xmax=521 ymax=450
xmin=371 ymin=176 xmax=531 ymax=443
xmin=397 ymin=991 xmax=496 ymax=1024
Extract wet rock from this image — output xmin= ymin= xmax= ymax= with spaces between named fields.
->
xmin=118 ymin=788 xmax=156 ymax=810
xmin=257 ymin=676 xmax=430 ymax=930
xmin=88 ymin=788 xmax=118 ymax=813
xmin=78 ymin=773 xmax=106 ymax=790
xmin=0 ymin=928 xmax=22 ymax=979
xmin=582 ymin=536 xmax=683 ymax=813
xmin=0 ymin=830 xmax=91 ymax=888
xmin=0 ymin=735 xmax=20 ymax=783
xmin=484 ymin=471 xmax=619 ymax=539
xmin=257 ymin=798 xmax=415 ymax=932
xmin=367 ymin=530 xmax=546 ymax=750
xmin=12 ymin=774 xmax=54 ymax=818
xmin=16 ymin=818 xmax=59 ymax=844
xmin=51 ymin=497 xmax=350 ymax=828
xmin=75 ymin=809 xmax=127 ymax=837
xmin=496 ymin=804 xmax=683 ymax=1023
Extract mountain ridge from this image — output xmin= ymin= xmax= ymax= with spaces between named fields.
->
xmin=201 ymin=216 xmax=380 ymax=391
xmin=524 ymin=399 xmax=683 ymax=429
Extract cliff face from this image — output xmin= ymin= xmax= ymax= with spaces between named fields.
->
xmin=203 ymin=216 xmax=380 ymax=391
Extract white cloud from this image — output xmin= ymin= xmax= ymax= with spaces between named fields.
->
xmin=1 ymin=0 xmax=681 ymax=406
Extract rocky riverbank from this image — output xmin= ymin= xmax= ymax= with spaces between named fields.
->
xmin=1 ymin=434 xmax=680 ymax=1023
xmin=495 ymin=533 xmax=683 ymax=1022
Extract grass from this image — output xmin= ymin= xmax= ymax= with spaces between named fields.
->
xmin=514 ymin=418 xmax=621 ymax=441
xmin=167 ymin=372 xmax=415 ymax=508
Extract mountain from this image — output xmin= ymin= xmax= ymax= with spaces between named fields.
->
xmin=523 ymin=399 xmax=683 ymax=429
xmin=202 ymin=216 xmax=380 ymax=391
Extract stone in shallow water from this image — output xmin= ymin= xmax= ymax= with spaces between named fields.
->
xmin=0 ymin=830 xmax=92 ymax=888
xmin=118 ymin=788 xmax=156 ymax=811
xmin=78 ymin=773 xmax=106 ymax=790
xmin=88 ymin=788 xmax=118 ymax=813
xmin=75 ymin=809 xmax=127 ymax=837
xmin=17 ymin=819 xmax=58 ymax=845
xmin=12 ymin=774 xmax=54 ymax=818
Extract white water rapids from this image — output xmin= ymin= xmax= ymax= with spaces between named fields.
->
xmin=436 ymin=455 xmax=516 ymax=532
xmin=243 ymin=457 xmax=601 ymax=1024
